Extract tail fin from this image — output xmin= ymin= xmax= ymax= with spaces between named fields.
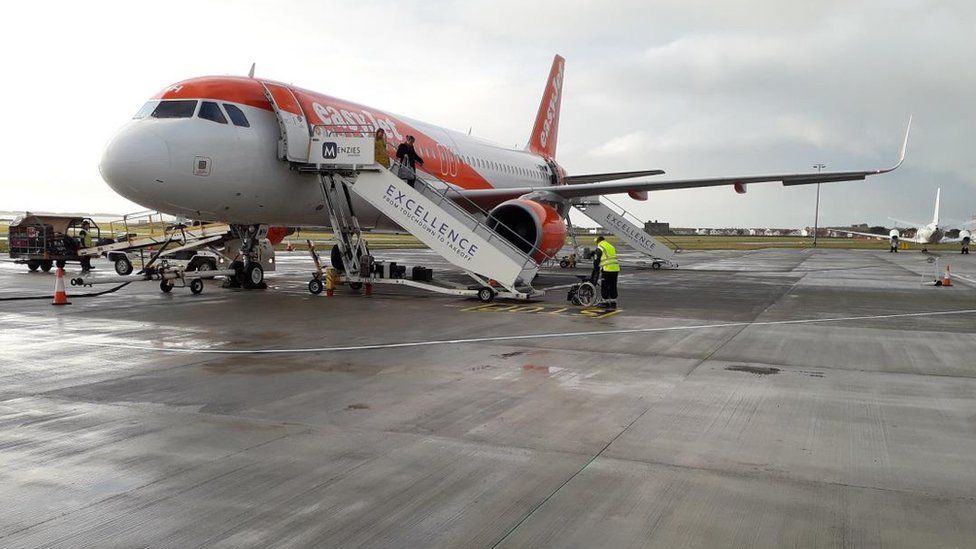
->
xmin=933 ymin=188 xmax=941 ymax=226
xmin=527 ymin=55 xmax=565 ymax=159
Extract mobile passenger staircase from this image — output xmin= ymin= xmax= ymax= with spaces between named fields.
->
xmin=261 ymin=83 xmax=543 ymax=301
xmin=574 ymin=196 xmax=680 ymax=270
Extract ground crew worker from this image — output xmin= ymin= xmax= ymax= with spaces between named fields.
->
xmin=593 ymin=235 xmax=619 ymax=308
xmin=374 ymin=128 xmax=390 ymax=168
xmin=78 ymin=221 xmax=93 ymax=272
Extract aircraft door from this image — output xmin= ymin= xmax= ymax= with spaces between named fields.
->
xmin=261 ymin=83 xmax=311 ymax=163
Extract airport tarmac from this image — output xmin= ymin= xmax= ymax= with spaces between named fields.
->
xmin=1 ymin=247 xmax=975 ymax=548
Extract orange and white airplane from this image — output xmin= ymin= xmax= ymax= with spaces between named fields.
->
xmin=100 ymin=55 xmax=909 ymax=283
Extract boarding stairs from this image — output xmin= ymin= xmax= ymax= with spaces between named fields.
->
xmin=574 ymin=196 xmax=679 ymax=269
xmin=314 ymin=162 xmax=540 ymax=292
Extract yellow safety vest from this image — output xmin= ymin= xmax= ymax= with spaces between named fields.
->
xmin=598 ymin=240 xmax=619 ymax=272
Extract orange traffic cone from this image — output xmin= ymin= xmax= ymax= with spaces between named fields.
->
xmin=52 ymin=267 xmax=71 ymax=305
xmin=943 ymin=265 xmax=953 ymax=287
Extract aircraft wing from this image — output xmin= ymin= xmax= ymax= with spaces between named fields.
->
xmin=562 ymin=169 xmax=665 ymax=184
xmin=458 ymin=117 xmax=911 ymax=203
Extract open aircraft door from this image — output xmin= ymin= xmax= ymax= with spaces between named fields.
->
xmin=261 ymin=82 xmax=311 ymax=163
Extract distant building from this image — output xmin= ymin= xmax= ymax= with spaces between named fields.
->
xmin=643 ymin=220 xmax=671 ymax=235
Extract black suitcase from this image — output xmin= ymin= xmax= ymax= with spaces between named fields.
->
xmin=412 ymin=266 xmax=433 ymax=282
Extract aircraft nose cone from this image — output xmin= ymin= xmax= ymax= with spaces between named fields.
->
xmin=99 ymin=124 xmax=171 ymax=205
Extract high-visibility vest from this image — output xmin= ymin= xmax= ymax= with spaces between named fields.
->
xmin=598 ymin=240 xmax=619 ymax=272
xmin=80 ymin=229 xmax=92 ymax=248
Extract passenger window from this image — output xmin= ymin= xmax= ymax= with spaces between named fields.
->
xmin=223 ymin=103 xmax=250 ymax=127
xmin=199 ymin=101 xmax=227 ymax=124
xmin=151 ymin=100 xmax=198 ymax=118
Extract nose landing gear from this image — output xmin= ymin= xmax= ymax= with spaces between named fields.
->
xmin=227 ymin=224 xmax=270 ymax=289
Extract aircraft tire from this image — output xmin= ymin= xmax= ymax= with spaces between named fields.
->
xmin=330 ymin=245 xmax=344 ymax=272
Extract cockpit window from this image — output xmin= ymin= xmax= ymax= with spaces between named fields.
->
xmin=133 ymin=100 xmax=159 ymax=119
xmin=151 ymin=100 xmax=198 ymax=119
xmin=223 ymin=103 xmax=250 ymax=127
xmin=199 ymin=101 xmax=227 ymax=124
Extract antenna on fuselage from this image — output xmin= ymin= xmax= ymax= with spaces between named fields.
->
xmin=248 ymin=62 xmax=256 ymax=78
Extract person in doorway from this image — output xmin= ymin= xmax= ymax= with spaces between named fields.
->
xmin=395 ymin=135 xmax=424 ymax=187
xmin=374 ymin=128 xmax=390 ymax=169
xmin=592 ymin=236 xmax=620 ymax=308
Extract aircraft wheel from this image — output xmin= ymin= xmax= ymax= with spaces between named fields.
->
xmin=190 ymin=278 xmax=204 ymax=295
xmin=115 ymin=256 xmax=133 ymax=275
xmin=308 ymin=278 xmax=324 ymax=295
xmin=478 ymin=287 xmax=495 ymax=303
xmin=330 ymin=245 xmax=344 ymax=271
xmin=243 ymin=264 xmax=264 ymax=288
xmin=160 ymin=279 xmax=174 ymax=293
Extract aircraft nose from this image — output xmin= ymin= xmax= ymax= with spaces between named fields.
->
xmin=99 ymin=124 xmax=171 ymax=203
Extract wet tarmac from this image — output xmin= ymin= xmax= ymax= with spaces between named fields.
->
xmin=1 ymin=247 xmax=975 ymax=548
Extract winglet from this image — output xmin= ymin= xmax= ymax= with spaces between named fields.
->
xmin=248 ymin=62 xmax=256 ymax=78
xmin=883 ymin=115 xmax=912 ymax=173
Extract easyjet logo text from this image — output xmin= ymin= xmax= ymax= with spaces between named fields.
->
xmin=539 ymin=63 xmax=564 ymax=148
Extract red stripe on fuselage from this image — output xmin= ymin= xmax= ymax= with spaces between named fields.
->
xmin=154 ymin=76 xmax=273 ymax=111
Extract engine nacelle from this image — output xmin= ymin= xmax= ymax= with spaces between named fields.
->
xmin=889 ymin=229 xmax=900 ymax=242
xmin=266 ymin=226 xmax=295 ymax=245
xmin=485 ymin=199 xmax=567 ymax=263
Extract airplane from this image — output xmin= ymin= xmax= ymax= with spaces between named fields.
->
xmin=835 ymin=188 xmax=972 ymax=253
xmin=99 ymin=55 xmax=911 ymax=287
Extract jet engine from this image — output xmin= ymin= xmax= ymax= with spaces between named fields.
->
xmin=266 ymin=226 xmax=295 ymax=245
xmin=888 ymin=229 xmax=900 ymax=252
xmin=485 ymin=199 xmax=567 ymax=263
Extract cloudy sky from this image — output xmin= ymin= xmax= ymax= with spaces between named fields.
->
xmin=1 ymin=0 xmax=973 ymax=227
